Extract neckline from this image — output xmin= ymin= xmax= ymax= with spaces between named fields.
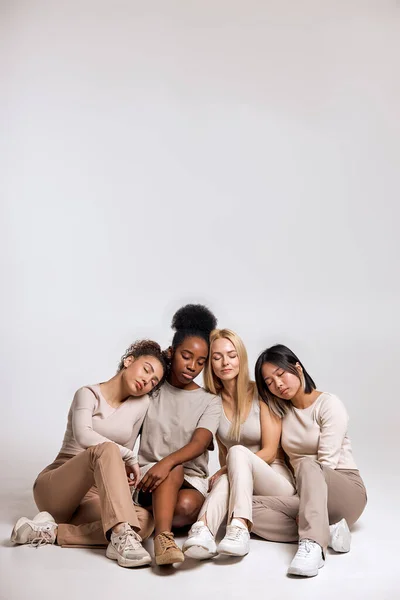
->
xmin=164 ymin=380 xmax=204 ymax=394
xmin=95 ymin=383 xmax=130 ymax=411
xmin=222 ymin=396 xmax=258 ymax=426
xmin=292 ymin=391 xmax=326 ymax=411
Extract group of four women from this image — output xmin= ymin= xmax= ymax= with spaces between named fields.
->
xmin=11 ymin=304 xmax=367 ymax=577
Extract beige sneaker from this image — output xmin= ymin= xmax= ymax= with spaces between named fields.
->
xmin=11 ymin=517 xmax=57 ymax=546
xmin=154 ymin=531 xmax=184 ymax=566
xmin=106 ymin=523 xmax=152 ymax=568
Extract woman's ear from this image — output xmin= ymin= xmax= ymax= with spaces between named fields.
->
xmin=295 ymin=362 xmax=303 ymax=374
xmin=166 ymin=346 xmax=173 ymax=360
xmin=123 ymin=355 xmax=135 ymax=369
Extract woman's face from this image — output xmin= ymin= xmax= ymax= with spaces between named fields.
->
xmin=211 ymin=337 xmax=240 ymax=382
xmin=122 ymin=355 xmax=164 ymax=396
xmin=171 ymin=336 xmax=209 ymax=385
xmin=261 ymin=361 xmax=302 ymax=400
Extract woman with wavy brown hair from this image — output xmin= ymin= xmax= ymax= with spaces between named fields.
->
xmin=10 ymin=340 xmax=168 ymax=569
xmin=183 ymin=329 xmax=295 ymax=560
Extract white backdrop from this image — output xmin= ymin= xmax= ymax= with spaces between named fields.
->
xmin=2 ymin=0 xmax=400 ymax=532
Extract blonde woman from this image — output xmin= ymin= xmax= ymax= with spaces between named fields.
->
xmin=183 ymin=329 xmax=296 ymax=559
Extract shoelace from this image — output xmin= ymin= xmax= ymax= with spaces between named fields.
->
xmin=296 ymin=539 xmax=315 ymax=558
xmin=225 ymin=526 xmax=247 ymax=541
xmin=158 ymin=532 xmax=177 ymax=551
xmin=29 ymin=527 xmax=54 ymax=548
xmin=115 ymin=528 xmax=142 ymax=551
xmin=190 ymin=524 xmax=207 ymax=536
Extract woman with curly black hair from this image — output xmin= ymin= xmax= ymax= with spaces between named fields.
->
xmin=136 ymin=304 xmax=221 ymax=566
xmin=10 ymin=340 xmax=168 ymax=569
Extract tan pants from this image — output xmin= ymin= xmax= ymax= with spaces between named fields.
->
xmin=200 ymin=445 xmax=296 ymax=535
xmin=33 ymin=442 xmax=154 ymax=547
xmin=252 ymin=456 xmax=367 ymax=555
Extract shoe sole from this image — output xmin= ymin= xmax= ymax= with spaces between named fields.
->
xmin=155 ymin=554 xmax=185 ymax=566
xmin=330 ymin=519 xmax=351 ymax=553
xmin=287 ymin=561 xmax=324 ymax=577
xmin=217 ymin=545 xmax=249 ymax=557
xmin=106 ymin=545 xmax=152 ymax=568
xmin=183 ymin=544 xmax=216 ymax=560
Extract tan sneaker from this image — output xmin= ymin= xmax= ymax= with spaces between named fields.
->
xmin=154 ymin=531 xmax=184 ymax=566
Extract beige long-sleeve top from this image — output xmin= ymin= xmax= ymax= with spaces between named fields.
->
xmin=60 ymin=384 xmax=149 ymax=467
xmin=281 ymin=392 xmax=357 ymax=471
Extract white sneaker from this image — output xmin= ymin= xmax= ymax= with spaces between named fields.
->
xmin=329 ymin=518 xmax=351 ymax=553
xmin=287 ymin=539 xmax=324 ymax=577
xmin=11 ymin=516 xmax=57 ymax=546
xmin=182 ymin=521 xmax=217 ymax=560
xmin=106 ymin=523 xmax=152 ymax=568
xmin=216 ymin=519 xmax=250 ymax=557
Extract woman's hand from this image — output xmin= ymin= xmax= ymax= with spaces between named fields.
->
xmin=126 ymin=463 xmax=141 ymax=487
xmin=137 ymin=458 xmax=173 ymax=493
xmin=208 ymin=466 xmax=227 ymax=492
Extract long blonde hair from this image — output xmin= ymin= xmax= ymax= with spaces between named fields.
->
xmin=204 ymin=329 xmax=255 ymax=442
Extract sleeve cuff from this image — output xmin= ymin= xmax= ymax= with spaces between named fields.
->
xmin=125 ymin=455 xmax=138 ymax=467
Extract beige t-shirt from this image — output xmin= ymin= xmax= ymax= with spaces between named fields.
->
xmin=138 ymin=381 xmax=221 ymax=478
xmin=281 ymin=392 xmax=357 ymax=471
xmin=60 ymin=384 xmax=149 ymax=467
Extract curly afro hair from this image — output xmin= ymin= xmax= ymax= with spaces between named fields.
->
xmin=171 ymin=304 xmax=217 ymax=349
xmin=117 ymin=339 xmax=169 ymax=395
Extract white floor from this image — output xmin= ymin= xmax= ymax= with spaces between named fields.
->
xmin=1 ymin=465 xmax=398 ymax=600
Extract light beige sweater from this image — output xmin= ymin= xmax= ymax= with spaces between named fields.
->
xmin=281 ymin=392 xmax=357 ymax=471
xmin=60 ymin=384 xmax=149 ymax=467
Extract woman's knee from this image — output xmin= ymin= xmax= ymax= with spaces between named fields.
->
xmin=91 ymin=441 xmax=120 ymax=458
xmin=295 ymin=456 xmax=320 ymax=475
xmin=175 ymin=495 xmax=198 ymax=518
xmin=174 ymin=491 xmax=203 ymax=526
xmin=226 ymin=444 xmax=252 ymax=467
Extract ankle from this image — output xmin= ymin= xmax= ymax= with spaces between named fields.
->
xmin=230 ymin=518 xmax=249 ymax=530
xmin=155 ymin=529 xmax=171 ymax=538
xmin=112 ymin=522 xmax=129 ymax=535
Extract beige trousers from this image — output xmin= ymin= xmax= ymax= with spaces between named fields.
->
xmin=200 ymin=445 xmax=296 ymax=535
xmin=33 ymin=442 xmax=154 ymax=547
xmin=252 ymin=456 xmax=367 ymax=555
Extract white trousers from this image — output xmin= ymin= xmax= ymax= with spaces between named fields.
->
xmin=199 ymin=445 xmax=296 ymax=535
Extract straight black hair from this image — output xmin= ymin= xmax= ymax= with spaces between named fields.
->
xmin=255 ymin=344 xmax=316 ymax=418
